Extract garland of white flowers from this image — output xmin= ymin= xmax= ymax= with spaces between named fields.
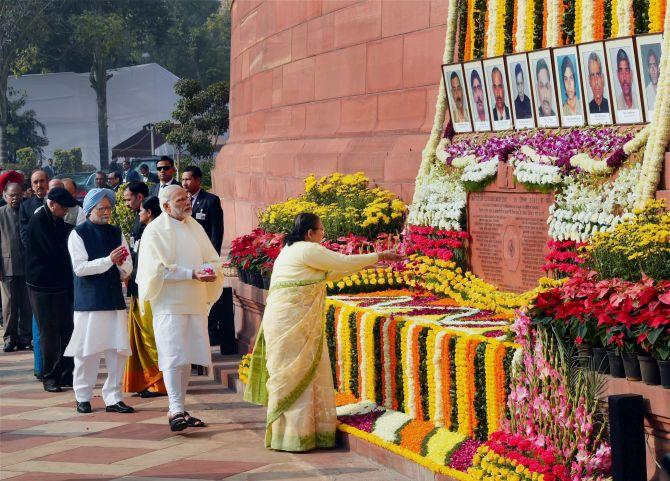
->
xmin=545 ymin=0 xmax=561 ymax=47
xmin=486 ymin=0 xmax=500 ymax=57
xmin=580 ymin=0 xmax=594 ymax=42
xmin=634 ymin=8 xmax=670 ymax=206
xmin=514 ymin=0 xmax=529 ymax=52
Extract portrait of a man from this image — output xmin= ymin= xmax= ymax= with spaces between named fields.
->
xmin=513 ymin=63 xmax=532 ymax=119
xmin=490 ymin=67 xmax=510 ymax=121
xmin=449 ymin=71 xmax=469 ymax=124
xmin=634 ymin=34 xmax=662 ymax=121
xmin=644 ymin=47 xmax=660 ymax=109
xmin=614 ymin=48 xmax=638 ymax=110
xmin=606 ymin=39 xmax=642 ymax=123
xmin=442 ymin=64 xmax=472 ymax=132
xmin=535 ymin=59 xmax=556 ymax=118
xmin=585 ymin=51 xmax=610 ymax=114
xmin=464 ymin=61 xmax=491 ymax=131
xmin=470 ymin=69 xmax=488 ymax=123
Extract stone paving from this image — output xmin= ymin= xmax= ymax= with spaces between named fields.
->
xmin=0 ymin=349 xmax=410 ymax=481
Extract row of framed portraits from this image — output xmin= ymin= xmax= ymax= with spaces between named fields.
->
xmin=442 ymin=34 xmax=663 ymax=132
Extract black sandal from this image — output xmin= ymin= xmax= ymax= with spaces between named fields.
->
xmin=169 ymin=412 xmax=188 ymax=432
xmin=184 ymin=411 xmax=206 ymax=427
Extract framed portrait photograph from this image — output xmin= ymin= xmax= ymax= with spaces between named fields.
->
xmin=578 ymin=41 xmax=614 ymax=125
xmin=483 ymin=57 xmax=513 ymax=131
xmin=605 ymin=37 xmax=643 ymax=123
xmin=635 ymin=33 xmax=662 ymax=121
xmin=463 ymin=60 xmax=492 ymax=132
xmin=528 ymin=49 xmax=560 ymax=128
xmin=553 ymin=46 xmax=586 ymax=127
xmin=505 ymin=53 xmax=536 ymax=130
xmin=442 ymin=63 xmax=473 ymax=133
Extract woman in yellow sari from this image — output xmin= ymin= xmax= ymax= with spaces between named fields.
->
xmin=245 ymin=213 xmax=402 ymax=451
xmin=123 ymin=196 xmax=167 ymax=397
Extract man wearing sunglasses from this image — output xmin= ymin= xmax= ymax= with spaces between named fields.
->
xmin=149 ymin=156 xmax=181 ymax=197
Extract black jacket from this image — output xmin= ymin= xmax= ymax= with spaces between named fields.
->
xmin=25 ymin=205 xmax=74 ymax=292
xmin=20 ymin=196 xmax=45 ymax=250
xmin=127 ymin=214 xmax=145 ymax=298
xmin=149 ymin=178 xmax=181 ymax=197
xmin=191 ymin=190 xmax=223 ymax=253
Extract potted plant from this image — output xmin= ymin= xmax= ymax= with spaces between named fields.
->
xmin=261 ymin=262 xmax=272 ymax=290
xmin=620 ymin=329 xmax=642 ymax=382
xmin=605 ymin=328 xmax=626 ymax=378
xmin=636 ymin=325 xmax=665 ymax=385
xmin=592 ymin=324 xmax=610 ymax=374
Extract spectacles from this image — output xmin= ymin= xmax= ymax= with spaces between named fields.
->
xmin=94 ymin=206 xmax=112 ymax=212
xmin=156 ymin=165 xmax=172 ymax=171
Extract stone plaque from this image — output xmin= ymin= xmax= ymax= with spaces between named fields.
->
xmin=467 ymin=162 xmax=553 ymax=293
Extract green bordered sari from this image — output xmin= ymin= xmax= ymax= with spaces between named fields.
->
xmin=244 ymin=277 xmax=337 ymax=452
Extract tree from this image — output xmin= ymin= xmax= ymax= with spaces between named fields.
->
xmin=67 ymin=0 xmax=171 ymax=169
xmin=0 ymin=0 xmax=54 ymax=165
xmin=156 ymin=79 xmax=229 ymax=171
xmin=4 ymin=88 xmax=48 ymax=163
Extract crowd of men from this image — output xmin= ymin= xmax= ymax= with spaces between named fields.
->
xmin=0 ymin=155 xmax=234 ymax=425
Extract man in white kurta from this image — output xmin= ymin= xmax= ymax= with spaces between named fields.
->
xmin=137 ymin=185 xmax=223 ymax=431
xmin=64 ymin=189 xmax=134 ymax=414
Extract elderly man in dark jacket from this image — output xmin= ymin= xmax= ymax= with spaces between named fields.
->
xmin=0 ymin=182 xmax=32 ymax=351
xmin=25 ymin=187 xmax=78 ymax=392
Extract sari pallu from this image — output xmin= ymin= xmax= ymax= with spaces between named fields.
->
xmin=245 ymin=278 xmax=336 ymax=452
xmin=122 ymin=297 xmax=166 ymax=394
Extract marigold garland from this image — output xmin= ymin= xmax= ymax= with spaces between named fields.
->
xmin=648 ymin=0 xmax=666 ymax=31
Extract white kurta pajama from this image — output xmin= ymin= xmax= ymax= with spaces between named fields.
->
xmin=64 ymin=231 xmax=132 ymax=405
xmin=137 ymin=214 xmax=223 ymax=416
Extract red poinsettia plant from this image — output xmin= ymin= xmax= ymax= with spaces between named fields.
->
xmin=542 ymin=240 xmax=586 ymax=278
xmin=530 ymin=269 xmax=670 ymax=359
xmin=229 ymin=228 xmax=284 ymax=275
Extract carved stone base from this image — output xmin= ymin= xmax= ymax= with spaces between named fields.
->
xmin=228 ymin=277 xmax=267 ymax=354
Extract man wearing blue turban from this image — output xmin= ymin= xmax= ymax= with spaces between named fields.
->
xmin=64 ymin=188 xmax=135 ymax=414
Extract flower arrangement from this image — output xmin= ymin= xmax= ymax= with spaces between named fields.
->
xmin=513 ymin=160 xmax=563 ymax=192
xmin=461 ymin=158 xmax=500 ymax=192
xmin=258 ymin=172 xmax=407 ymax=239
xmin=325 ymin=300 xmax=518 ymax=442
xmin=403 ymin=255 xmax=563 ymax=316
xmin=499 ymin=317 xmax=612 ymax=480
xmin=585 ymin=199 xmax=670 ymax=281
xmin=542 ymin=240 xmax=586 ymax=277
xmin=548 ymin=161 xmax=640 ymax=242
xmin=327 ymin=268 xmax=407 ymax=294
xmin=408 ymin=168 xmax=466 ymax=231
xmin=402 ymin=225 xmax=469 ymax=266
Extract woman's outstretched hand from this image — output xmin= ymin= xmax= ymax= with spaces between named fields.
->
xmin=378 ymin=250 xmax=405 ymax=263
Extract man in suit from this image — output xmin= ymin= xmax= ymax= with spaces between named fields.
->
xmin=181 ymin=166 xmax=235 ymax=354
xmin=121 ymin=160 xmax=141 ymax=183
xmin=491 ymin=67 xmax=510 ymax=121
xmin=122 ymin=181 xmax=149 ymax=285
xmin=20 ymin=169 xmax=49 ymax=250
xmin=43 ymin=158 xmax=56 ymax=179
xmin=107 ymin=172 xmax=122 ymax=192
xmin=1 ymin=182 xmax=32 ymax=352
xmin=139 ymin=164 xmax=159 ymax=184
xmin=149 ymin=156 xmax=181 ymax=196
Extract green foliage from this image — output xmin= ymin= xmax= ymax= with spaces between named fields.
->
xmin=14 ymin=148 xmax=38 ymax=174
xmin=5 ymin=88 xmax=48 ymax=162
xmin=110 ymin=182 xmax=136 ymax=240
xmin=71 ymin=11 xmax=125 ymax=62
xmin=53 ymin=147 xmax=84 ymax=173
xmin=156 ymin=79 xmax=229 ymax=160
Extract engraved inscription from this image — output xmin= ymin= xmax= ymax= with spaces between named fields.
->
xmin=468 ymin=191 xmax=553 ymax=293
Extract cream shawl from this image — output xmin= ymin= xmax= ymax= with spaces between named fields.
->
xmin=136 ymin=213 xmax=223 ymax=308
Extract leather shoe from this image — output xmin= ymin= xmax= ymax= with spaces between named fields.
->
xmin=76 ymin=401 xmax=92 ymax=413
xmin=3 ymin=341 xmax=16 ymax=353
xmin=44 ymin=384 xmax=62 ymax=393
xmin=105 ymin=401 xmax=134 ymax=413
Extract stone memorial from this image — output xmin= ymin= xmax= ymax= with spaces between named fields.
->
xmin=467 ymin=162 xmax=553 ymax=293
